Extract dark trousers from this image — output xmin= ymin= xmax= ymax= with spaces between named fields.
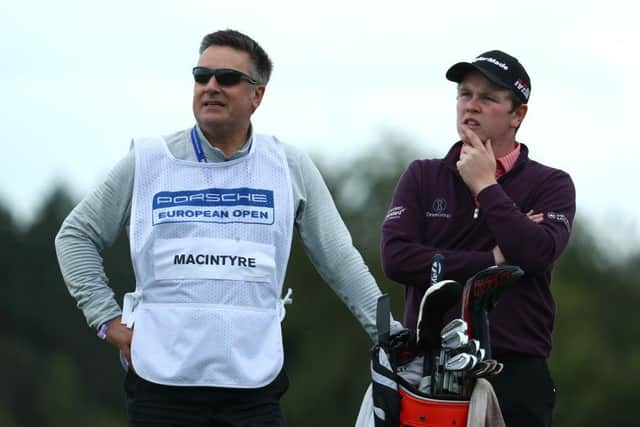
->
xmin=489 ymin=356 xmax=555 ymax=427
xmin=124 ymin=369 xmax=289 ymax=427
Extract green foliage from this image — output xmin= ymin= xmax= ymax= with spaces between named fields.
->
xmin=0 ymin=138 xmax=637 ymax=426
xmin=550 ymin=221 xmax=640 ymax=426
xmin=0 ymin=187 xmax=127 ymax=427
xmin=317 ymin=133 xmax=426 ymax=319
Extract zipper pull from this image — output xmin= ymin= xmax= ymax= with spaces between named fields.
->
xmin=473 ymin=207 xmax=479 ymax=219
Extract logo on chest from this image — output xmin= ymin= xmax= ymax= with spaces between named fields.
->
xmin=425 ymin=198 xmax=452 ymax=219
xmin=152 ymin=187 xmax=275 ymax=225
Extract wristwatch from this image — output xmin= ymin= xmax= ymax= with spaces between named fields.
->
xmin=97 ymin=322 xmax=109 ymax=340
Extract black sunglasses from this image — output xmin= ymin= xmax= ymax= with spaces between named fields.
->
xmin=192 ymin=66 xmax=260 ymax=86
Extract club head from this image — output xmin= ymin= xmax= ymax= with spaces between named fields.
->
xmin=466 ymin=265 xmax=524 ymax=312
xmin=483 ymin=359 xmax=498 ymax=372
xmin=441 ymin=318 xmax=467 ymax=336
xmin=468 ymin=359 xmax=495 ymax=378
xmin=451 ymin=338 xmax=480 ymax=356
xmin=476 ymin=347 xmax=486 ymax=361
xmin=445 ymin=353 xmax=477 ymax=371
xmin=486 ymin=362 xmax=504 ymax=377
xmin=441 ymin=330 xmax=468 ymax=349
xmin=469 ymin=360 xmax=503 ymax=379
xmin=441 ymin=322 xmax=467 ymax=340
xmin=416 ymin=279 xmax=463 ymax=350
xmin=466 ymin=355 xmax=479 ymax=370
xmin=461 ymin=265 xmax=524 ymax=357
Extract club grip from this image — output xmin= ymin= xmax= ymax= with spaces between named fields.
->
xmin=430 ymin=254 xmax=444 ymax=286
xmin=376 ymin=294 xmax=391 ymax=347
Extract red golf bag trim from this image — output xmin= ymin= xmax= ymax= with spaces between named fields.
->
xmin=398 ymin=383 xmax=469 ymax=427
xmin=371 ymin=344 xmax=470 ymax=427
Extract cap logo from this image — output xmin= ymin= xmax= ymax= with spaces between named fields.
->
xmin=514 ymin=78 xmax=530 ymax=100
xmin=473 ymin=56 xmax=508 ymax=71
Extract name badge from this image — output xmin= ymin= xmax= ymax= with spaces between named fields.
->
xmin=154 ymin=238 xmax=275 ymax=283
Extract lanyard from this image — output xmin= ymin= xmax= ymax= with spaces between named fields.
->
xmin=190 ymin=125 xmax=207 ymax=163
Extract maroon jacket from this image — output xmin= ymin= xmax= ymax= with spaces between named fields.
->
xmin=381 ymin=142 xmax=575 ymax=358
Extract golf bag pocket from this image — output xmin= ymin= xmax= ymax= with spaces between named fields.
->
xmin=398 ymin=383 xmax=469 ymax=427
xmin=370 ymin=346 xmax=470 ymax=427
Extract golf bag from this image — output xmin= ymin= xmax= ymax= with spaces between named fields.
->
xmin=368 ymin=327 xmax=471 ymax=427
xmin=361 ymin=261 xmax=524 ymax=427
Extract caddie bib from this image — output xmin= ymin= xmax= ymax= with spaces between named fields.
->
xmin=125 ymin=130 xmax=294 ymax=387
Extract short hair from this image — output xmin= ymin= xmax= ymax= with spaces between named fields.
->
xmin=509 ymin=93 xmax=525 ymax=134
xmin=509 ymin=93 xmax=524 ymax=114
xmin=199 ymin=29 xmax=272 ymax=85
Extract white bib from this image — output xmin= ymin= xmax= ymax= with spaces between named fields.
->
xmin=126 ymin=131 xmax=294 ymax=387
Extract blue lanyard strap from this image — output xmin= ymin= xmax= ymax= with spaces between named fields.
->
xmin=190 ymin=125 xmax=207 ymax=163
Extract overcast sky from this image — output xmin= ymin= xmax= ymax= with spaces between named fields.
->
xmin=1 ymin=0 xmax=638 ymax=254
